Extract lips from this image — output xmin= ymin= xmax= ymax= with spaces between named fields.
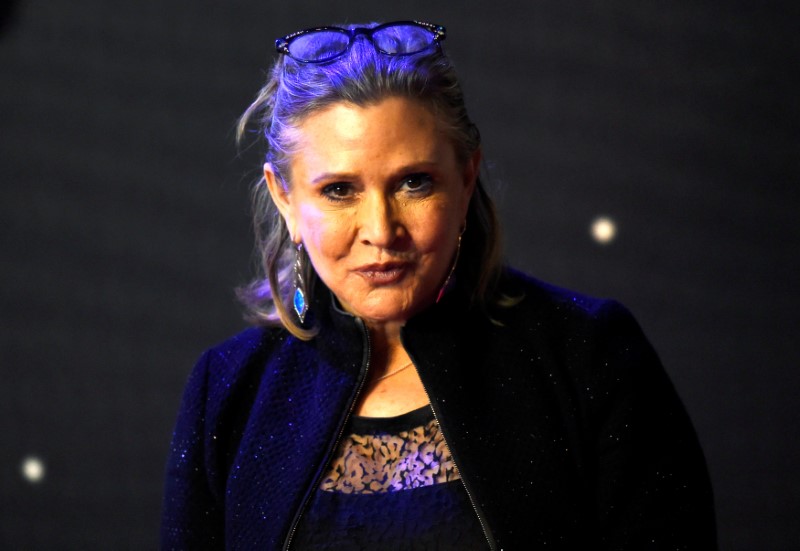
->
xmin=353 ymin=262 xmax=409 ymax=285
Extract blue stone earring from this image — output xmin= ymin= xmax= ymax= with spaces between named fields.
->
xmin=293 ymin=243 xmax=308 ymax=323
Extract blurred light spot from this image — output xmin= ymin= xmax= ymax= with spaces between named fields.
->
xmin=591 ymin=216 xmax=617 ymax=244
xmin=21 ymin=456 xmax=45 ymax=483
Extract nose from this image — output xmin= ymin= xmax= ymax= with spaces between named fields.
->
xmin=358 ymin=192 xmax=400 ymax=249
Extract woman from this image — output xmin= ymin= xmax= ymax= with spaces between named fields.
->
xmin=161 ymin=21 xmax=717 ymax=549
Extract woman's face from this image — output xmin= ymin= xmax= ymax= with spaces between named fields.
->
xmin=266 ymin=96 xmax=479 ymax=326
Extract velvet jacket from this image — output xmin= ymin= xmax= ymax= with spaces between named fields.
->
xmin=161 ymin=270 xmax=717 ymax=550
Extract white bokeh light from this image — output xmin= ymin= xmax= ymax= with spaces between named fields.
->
xmin=21 ymin=456 xmax=45 ymax=483
xmin=591 ymin=216 xmax=617 ymax=244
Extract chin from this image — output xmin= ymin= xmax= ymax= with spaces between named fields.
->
xmin=359 ymin=296 xmax=436 ymax=325
xmin=335 ymin=277 xmax=440 ymax=323
xmin=343 ymin=294 xmax=404 ymax=322
xmin=356 ymin=305 xmax=412 ymax=324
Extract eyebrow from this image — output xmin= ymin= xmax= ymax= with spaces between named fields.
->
xmin=309 ymin=161 xmax=441 ymax=185
xmin=310 ymin=172 xmax=359 ymax=185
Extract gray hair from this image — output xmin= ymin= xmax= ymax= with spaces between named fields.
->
xmin=236 ymin=27 xmax=504 ymax=339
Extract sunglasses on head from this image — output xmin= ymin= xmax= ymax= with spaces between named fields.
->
xmin=275 ymin=20 xmax=446 ymax=64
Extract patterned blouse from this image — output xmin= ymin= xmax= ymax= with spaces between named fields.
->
xmin=291 ymin=405 xmax=487 ymax=549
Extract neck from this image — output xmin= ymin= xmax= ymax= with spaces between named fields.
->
xmin=365 ymin=320 xmax=408 ymax=374
xmin=355 ymin=318 xmax=430 ymax=417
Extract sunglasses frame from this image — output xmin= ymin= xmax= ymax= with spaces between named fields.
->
xmin=275 ymin=20 xmax=446 ymax=64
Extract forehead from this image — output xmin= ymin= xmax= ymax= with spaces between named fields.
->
xmin=288 ymin=97 xmax=455 ymax=174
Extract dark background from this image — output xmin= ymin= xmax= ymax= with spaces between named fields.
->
xmin=1 ymin=0 xmax=797 ymax=548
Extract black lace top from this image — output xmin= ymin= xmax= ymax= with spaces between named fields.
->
xmin=291 ymin=405 xmax=487 ymax=549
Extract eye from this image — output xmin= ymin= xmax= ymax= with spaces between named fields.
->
xmin=321 ymin=182 xmax=353 ymax=201
xmin=399 ymin=173 xmax=434 ymax=194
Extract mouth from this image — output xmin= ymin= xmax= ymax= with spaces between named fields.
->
xmin=353 ymin=262 xmax=410 ymax=285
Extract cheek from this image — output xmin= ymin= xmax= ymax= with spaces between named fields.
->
xmin=296 ymin=205 xmax=352 ymax=260
xmin=412 ymin=202 xmax=461 ymax=252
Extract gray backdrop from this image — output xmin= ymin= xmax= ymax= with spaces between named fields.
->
xmin=1 ymin=0 xmax=798 ymax=548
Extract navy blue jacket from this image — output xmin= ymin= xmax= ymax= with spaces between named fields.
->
xmin=161 ymin=270 xmax=717 ymax=549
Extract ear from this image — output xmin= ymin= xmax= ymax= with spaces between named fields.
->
xmin=264 ymin=163 xmax=299 ymax=242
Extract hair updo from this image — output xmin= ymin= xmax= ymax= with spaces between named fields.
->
xmin=236 ymin=23 xmax=503 ymax=338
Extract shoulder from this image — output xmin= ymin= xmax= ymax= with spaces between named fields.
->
xmin=490 ymin=267 xmax=660 ymax=385
xmin=181 ymin=325 xmax=294 ymax=409
xmin=491 ymin=268 xmax=677 ymax=426
xmin=201 ymin=325 xmax=287 ymax=369
xmin=495 ymin=267 xmax=634 ymax=332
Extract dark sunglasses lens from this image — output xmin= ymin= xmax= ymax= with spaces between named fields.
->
xmin=288 ymin=30 xmax=350 ymax=62
xmin=372 ymin=24 xmax=437 ymax=55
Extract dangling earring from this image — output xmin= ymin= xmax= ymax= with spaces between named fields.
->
xmin=436 ymin=223 xmax=466 ymax=303
xmin=293 ymin=242 xmax=308 ymax=323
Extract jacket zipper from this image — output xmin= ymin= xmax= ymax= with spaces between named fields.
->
xmin=409 ymin=350 xmax=498 ymax=551
xmin=282 ymin=319 xmax=372 ymax=551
